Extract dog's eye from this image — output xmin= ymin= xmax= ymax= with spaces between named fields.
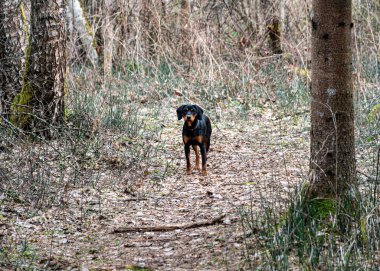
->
xmin=190 ymin=108 xmax=194 ymax=111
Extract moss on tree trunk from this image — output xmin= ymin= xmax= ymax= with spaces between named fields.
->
xmin=10 ymin=0 xmax=66 ymax=137
xmin=0 ymin=0 xmax=26 ymax=120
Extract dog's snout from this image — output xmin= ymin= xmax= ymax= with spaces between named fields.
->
xmin=186 ymin=115 xmax=191 ymax=120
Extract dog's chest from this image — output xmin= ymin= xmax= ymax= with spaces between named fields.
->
xmin=183 ymin=123 xmax=204 ymax=137
xmin=183 ymin=123 xmax=204 ymax=145
xmin=183 ymin=128 xmax=197 ymax=137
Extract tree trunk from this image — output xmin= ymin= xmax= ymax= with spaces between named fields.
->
xmin=268 ymin=15 xmax=282 ymax=55
xmin=11 ymin=0 xmax=66 ymax=137
xmin=309 ymin=0 xmax=356 ymax=197
xmin=0 ymin=0 xmax=26 ymax=119
xmin=141 ymin=0 xmax=156 ymax=59
xmin=66 ymin=0 xmax=98 ymax=67
xmin=103 ymin=0 xmax=114 ymax=78
xmin=180 ymin=0 xmax=191 ymax=58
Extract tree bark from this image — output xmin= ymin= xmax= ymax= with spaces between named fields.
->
xmin=11 ymin=0 xmax=66 ymax=137
xmin=180 ymin=0 xmax=191 ymax=58
xmin=0 ymin=0 xmax=26 ymax=119
xmin=268 ymin=15 xmax=282 ymax=55
xmin=309 ymin=0 xmax=356 ymax=197
xmin=141 ymin=0 xmax=156 ymax=59
xmin=66 ymin=0 xmax=98 ymax=67
xmin=102 ymin=0 xmax=114 ymax=78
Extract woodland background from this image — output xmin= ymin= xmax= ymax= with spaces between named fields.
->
xmin=0 ymin=0 xmax=379 ymax=270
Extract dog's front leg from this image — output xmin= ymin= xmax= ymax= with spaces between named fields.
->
xmin=185 ymin=144 xmax=191 ymax=174
xmin=200 ymin=143 xmax=207 ymax=175
xmin=192 ymin=145 xmax=200 ymax=170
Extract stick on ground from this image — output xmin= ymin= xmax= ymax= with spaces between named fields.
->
xmin=112 ymin=214 xmax=226 ymax=233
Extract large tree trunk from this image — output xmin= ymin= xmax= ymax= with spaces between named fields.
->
xmin=309 ymin=0 xmax=356 ymax=197
xmin=0 ymin=0 xmax=26 ymax=120
xmin=11 ymin=0 xmax=66 ymax=137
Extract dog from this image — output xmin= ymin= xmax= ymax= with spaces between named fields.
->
xmin=176 ymin=104 xmax=212 ymax=175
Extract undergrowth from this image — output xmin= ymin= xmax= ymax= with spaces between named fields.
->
xmin=1 ymin=4 xmax=379 ymax=267
xmin=1 ymin=49 xmax=378 ymax=268
xmin=239 ymin=180 xmax=380 ymax=270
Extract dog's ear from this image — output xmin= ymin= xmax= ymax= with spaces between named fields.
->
xmin=194 ymin=105 xmax=204 ymax=120
xmin=176 ymin=105 xmax=185 ymax=120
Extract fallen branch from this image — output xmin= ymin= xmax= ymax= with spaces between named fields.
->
xmin=112 ymin=214 xmax=226 ymax=233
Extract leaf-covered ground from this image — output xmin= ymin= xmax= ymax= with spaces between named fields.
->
xmin=1 ymin=108 xmax=310 ymax=270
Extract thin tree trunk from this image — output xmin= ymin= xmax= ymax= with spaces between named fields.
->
xmin=0 ymin=0 xmax=25 ymax=119
xmin=66 ymin=0 xmax=98 ymax=67
xmin=180 ymin=0 xmax=191 ymax=57
xmin=103 ymin=0 xmax=114 ymax=78
xmin=268 ymin=15 xmax=282 ymax=54
xmin=141 ymin=0 xmax=156 ymax=59
xmin=181 ymin=0 xmax=197 ymax=69
xmin=309 ymin=0 xmax=356 ymax=197
xmin=161 ymin=0 xmax=167 ymax=21
xmin=11 ymin=0 xmax=66 ymax=137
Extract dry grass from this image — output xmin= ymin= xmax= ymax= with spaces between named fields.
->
xmin=1 ymin=0 xmax=379 ymax=269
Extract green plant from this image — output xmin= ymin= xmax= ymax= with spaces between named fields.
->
xmin=239 ymin=179 xmax=380 ymax=270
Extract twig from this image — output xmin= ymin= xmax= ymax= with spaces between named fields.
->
xmin=357 ymin=170 xmax=377 ymax=182
xmin=112 ymin=214 xmax=226 ymax=233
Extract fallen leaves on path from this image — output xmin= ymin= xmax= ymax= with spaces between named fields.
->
xmin=1 ymin=109 xmax=310 ymax=270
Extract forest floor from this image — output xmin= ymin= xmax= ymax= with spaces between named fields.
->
xmin=1 ymin=106 xmax=310 ymax=270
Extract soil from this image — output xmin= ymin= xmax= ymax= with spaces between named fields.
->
xmin=1 ymin=109 xmax=309 ymax=270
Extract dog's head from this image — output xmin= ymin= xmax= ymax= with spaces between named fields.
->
xmin=176 ymin=104 xmax=203 ymax=124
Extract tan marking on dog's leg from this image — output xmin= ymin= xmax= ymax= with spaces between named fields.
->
xmin=183 ymin=135 xmax=190 ymax=144
xmin=193 ymin=145 xmax=200 ymax=170
xmin=202 ymin=162 xmax=207 ymax=176
xmin=203 ymin=135 xmax=209 ymax=153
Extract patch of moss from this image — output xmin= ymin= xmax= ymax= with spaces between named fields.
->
xmin=307 ymin=198 xmax=336 ymax=220
xmin=298 ymin=181 xmax=335 ymax=220
xmin=10 ymin=82 xmax=33 ymax=129
xmin=78 ymin=0 xmax=97 ymax=48
xmin=19 ymin=3 xmax=28 ymax=35
xmin=10 ymin=30 xmax=32 ymax=129
xmin=368 ymin=103 xmax=380 ymax=122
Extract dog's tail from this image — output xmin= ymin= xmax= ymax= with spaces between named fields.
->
xmin=205 ymin=116 xmax=212 ymax=152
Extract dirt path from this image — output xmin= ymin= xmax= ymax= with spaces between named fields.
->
xmin=2 ymin=113 xmax=309 ymax=270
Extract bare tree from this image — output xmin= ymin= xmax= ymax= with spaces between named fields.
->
xmin=103 ymin=0 xmax=114 ymax=78
xmin=180 ymin=0 xmax=191 ymax=57
xmin=309 ymin=0 xmax=356 ymax=197
xmin=140 ymin=0 xmax=157 ymax=59
xmin=268 ymin=15 xmax=282 ymax=54
xmin=0 ymin=0 xmax=25 ymax=119
xmin=11 ymin=0 xmax=66 ymax=137
xmin=66 ymin=0 xmax=98 ymax=67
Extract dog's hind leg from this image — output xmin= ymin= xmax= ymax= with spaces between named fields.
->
xmin=200 ymin=143 xmax=207 ymax=175
xmin=205 ymin=117 xmax=212 ymax=152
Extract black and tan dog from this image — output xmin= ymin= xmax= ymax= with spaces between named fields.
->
xmin=177 ymin=104 xmax=212 ymax=175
